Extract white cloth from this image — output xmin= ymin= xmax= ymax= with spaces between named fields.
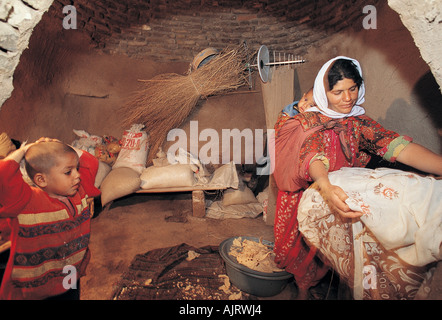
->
xmin=299 ymin=167 xmax=442 ymax=267
xmin=308 ymin=56 xmax=366 ymax=118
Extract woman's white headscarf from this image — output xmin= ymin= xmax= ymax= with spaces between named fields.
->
xmin=309 ymin=56 xmax=366 ymax=118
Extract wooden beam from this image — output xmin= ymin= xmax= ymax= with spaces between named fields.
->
xmin=260 ymin=66 xmax=295 ymax=226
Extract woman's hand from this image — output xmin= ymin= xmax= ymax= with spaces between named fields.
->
xmin=397 ymin=142 xmax=442 ymax=177
xmin=319 ymin=182 xmax=363 ymax=219
xmin=309 ymin=160 xmax=363 ymax=219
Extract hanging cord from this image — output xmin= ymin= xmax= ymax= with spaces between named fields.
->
xmin=325 ymin=268 xmax=335 ymax=300
xmin=189 ymin=75 xmax=202 ymax=96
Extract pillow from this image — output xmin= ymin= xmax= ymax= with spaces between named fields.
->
xmin=100 ymin=167 xmax=141 ymax=206
xmin=140 ymin=164 xmax=195 ymax=190
xmin=94 ymin=161 xmax=111 ymax=188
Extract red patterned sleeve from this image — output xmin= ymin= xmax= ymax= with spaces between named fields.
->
xmin=298 ymin=131 xmax=327 ymax=181
xmin=357 ymin=115 xmax=412 ymax=161
xmin=0 ymin=160 xmax=32 ymax=218
xmin=78 ymin=151 xmax=101 ymax=198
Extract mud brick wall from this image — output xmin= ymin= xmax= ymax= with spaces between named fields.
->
xmin=48 ymin=0 xmax=380 ymax=62
xmin=1 ymin=0 xmax=441 ymax=111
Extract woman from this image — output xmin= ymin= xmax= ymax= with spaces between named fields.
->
xmin=272 ymin=56 xmax=442 ymax=299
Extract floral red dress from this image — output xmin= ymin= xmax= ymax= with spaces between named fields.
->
xmin=272 ymin=111 xmax=411 ymax=290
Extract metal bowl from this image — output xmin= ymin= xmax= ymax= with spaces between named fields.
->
xmin=219 ymin=236 xmax=293 ymax=297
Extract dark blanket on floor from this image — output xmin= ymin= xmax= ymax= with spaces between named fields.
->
xmin=111 ymin=243 xmax=243 ymax=300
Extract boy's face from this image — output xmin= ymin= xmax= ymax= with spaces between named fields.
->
xmin=297 ymin=90 xmax=316 ymax=113
xmin=43 ymin=152 xmax=80 ymax=198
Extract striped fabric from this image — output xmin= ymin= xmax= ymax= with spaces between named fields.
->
xmin=0 ymin=151 xmax=99 ymax=299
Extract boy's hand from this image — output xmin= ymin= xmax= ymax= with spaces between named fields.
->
xmin=26 ymin=137 xmax=60 ymax=150
xmin=4 ymin=142 xmax=29 ymax=163
xmin=3 ymin=137 xmax=61 ymax=163
xmin=34 ymin=137 xmax=61 ymax=144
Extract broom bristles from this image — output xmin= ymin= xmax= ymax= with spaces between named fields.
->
xmin=120 ymin=45 xmax=250 ymax=164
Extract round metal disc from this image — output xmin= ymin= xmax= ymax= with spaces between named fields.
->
xmin=257 ymin=45 xmax=270 ymax=83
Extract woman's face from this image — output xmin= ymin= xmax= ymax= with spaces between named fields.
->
xmin=326 ymin=78 xmax=359 ymax=114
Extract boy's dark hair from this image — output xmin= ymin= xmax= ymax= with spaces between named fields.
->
xmin=327 ymin=59 xmax=363 ymax=90
xmin=25 ymin=141 xmax=77 ymax=180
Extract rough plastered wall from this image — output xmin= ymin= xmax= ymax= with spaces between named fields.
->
xmin=388 ymin=0 xmax=442 ymax=91
xmin=0 ymin=0 xmax=53 ymax=107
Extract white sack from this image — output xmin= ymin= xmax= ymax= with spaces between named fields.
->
xmin=140 ymin=164 xmax=196 ymax=190
xmin=113 ymin=124 xmax=149 ymax=174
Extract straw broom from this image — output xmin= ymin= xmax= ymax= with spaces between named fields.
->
xmin=120 ymin=45 xmax=250 ymax=164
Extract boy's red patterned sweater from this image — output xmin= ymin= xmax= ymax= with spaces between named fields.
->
xmin=0 ymin=151 xmax=100 ymax=300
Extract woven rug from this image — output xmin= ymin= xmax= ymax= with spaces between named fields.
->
xmin=111 ymin=243 xmax=244 ymax=300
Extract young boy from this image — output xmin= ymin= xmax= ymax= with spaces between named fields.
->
xmin=0 ymin=138 xmax=100 ymax=299
xmin=281 ymin=88 xmax=316 ymax=117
